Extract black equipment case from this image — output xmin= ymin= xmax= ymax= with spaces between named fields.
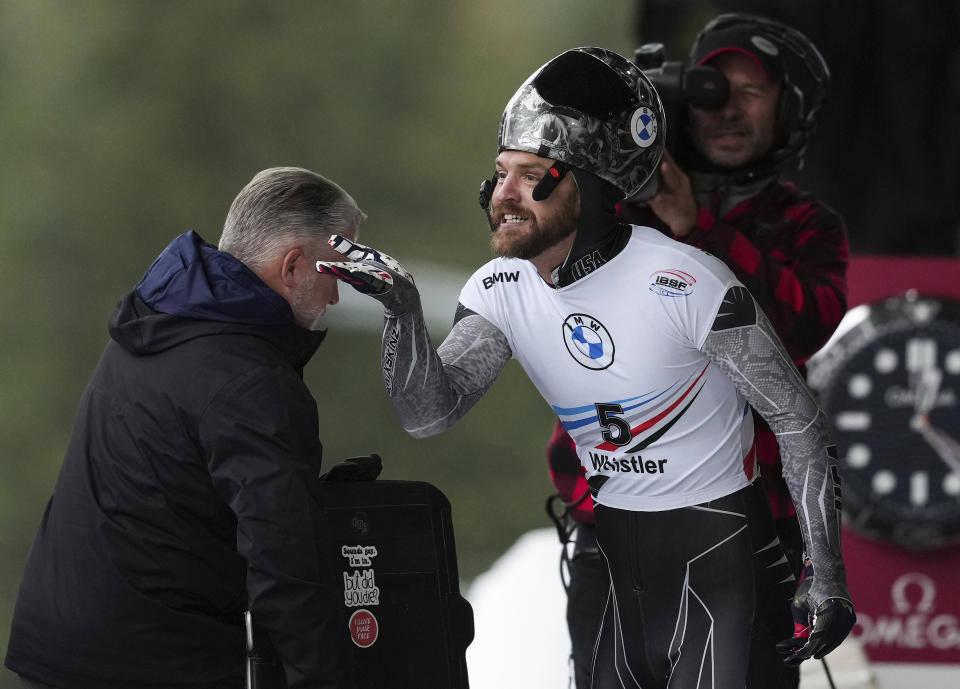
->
xmin=320 ymin=479 xmax=473 ymax=687
xmin=247 ymin=477 xmax=474 ymax=689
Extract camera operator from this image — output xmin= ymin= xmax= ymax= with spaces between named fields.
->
xmin=546 ymin=14 xmax=849 ymax=689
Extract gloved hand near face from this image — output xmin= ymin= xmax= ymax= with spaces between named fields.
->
xmin=316 ymin=236 xmax=418 ymax=315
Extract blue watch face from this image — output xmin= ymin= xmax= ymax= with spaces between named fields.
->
xmin=809 ymin=296 xmax=960 ymax=549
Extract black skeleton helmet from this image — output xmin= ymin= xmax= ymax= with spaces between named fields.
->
xmin=497 ymin=47 xmax=666 ymax=199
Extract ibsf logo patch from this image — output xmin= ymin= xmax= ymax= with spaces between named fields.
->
xmin=649 ymin=269 xmax=695 ymax=297
xmin=562 ymin=313 xmax=615 ymax=370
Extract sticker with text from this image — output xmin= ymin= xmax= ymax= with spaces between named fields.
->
xmin=349 ymin=608 xmax=379 ymax=648
xmin=342 ymin=545 xmax=380 ymax=608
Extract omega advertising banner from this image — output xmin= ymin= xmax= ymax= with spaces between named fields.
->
xmin=809 ymin=256 xmax=960 ymax=684
xmin=843 ymin=533 xmax=960 ymax=663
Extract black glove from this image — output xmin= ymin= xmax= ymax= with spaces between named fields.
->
xmin=776 ymin=562 xmax=857 ymax=666
xmin=319 ymin=454 xmax=382 ymax=482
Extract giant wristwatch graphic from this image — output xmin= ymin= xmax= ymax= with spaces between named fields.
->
xmin=807 ymin=293 xmax=960 ymax=549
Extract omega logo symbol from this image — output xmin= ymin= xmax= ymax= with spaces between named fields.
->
xmin=891 ymin=572 xmax=936 ymax=614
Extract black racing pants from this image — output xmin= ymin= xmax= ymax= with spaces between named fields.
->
xmin=566 ymin=480 xmax=801 ymax=689
xmin=591 ymin=486 xmax=755 ymax=689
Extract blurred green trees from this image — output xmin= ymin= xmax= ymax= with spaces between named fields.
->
xmin=0 ymin=0 xmax=639 ymax=675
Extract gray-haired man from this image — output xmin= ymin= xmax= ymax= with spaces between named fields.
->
xmin=6 ymin=167 xmax=362 ymax=689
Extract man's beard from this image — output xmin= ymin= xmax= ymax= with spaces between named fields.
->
xmin=490 ymin=197 xmax=579 ymax=260
xmin=289 ymin=281 xmax=327 ymax=330
xmin=692 ymin=117 xmax=771 ymax=169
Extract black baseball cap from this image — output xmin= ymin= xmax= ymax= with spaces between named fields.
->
xmin=690 ymin=22 xmax=785 ymax=81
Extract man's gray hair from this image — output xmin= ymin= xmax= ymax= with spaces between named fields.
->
xmin=218 ymin=167 xmax=366 ymax=269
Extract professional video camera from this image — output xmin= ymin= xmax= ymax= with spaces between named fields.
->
xmin=634 ymin=42 xmax=729 ymax=110
xmin=631 ymin=43 xmax=729 ymax=199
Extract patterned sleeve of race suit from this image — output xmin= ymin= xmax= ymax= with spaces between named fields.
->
xmin=702 ymin=285 xmax=852 ymax=610
xmin=381 ymin=302 xmax=512 ymax=438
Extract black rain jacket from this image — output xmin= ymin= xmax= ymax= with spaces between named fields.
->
xmin=6 ymin=231 xmax=352 ymax=689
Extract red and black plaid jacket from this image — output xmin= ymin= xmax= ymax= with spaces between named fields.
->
xmin=547 ymin=179 xmax=850 ymax=523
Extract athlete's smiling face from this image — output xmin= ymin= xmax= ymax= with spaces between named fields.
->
xmin=489 ymin=150 xmax=580 ymax=260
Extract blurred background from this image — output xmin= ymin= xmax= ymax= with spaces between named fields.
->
xmin=1 ymin=1 xmax=958 ymax=685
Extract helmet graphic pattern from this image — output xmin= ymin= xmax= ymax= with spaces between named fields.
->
xmin=498 ymin=47 xmax=666 ymax=198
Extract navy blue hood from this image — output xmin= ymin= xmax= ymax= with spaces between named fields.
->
xmin=135 ymin=230 xmax=294 ymax=325
xmin=109 ymin=231 xmax=325 ymax=361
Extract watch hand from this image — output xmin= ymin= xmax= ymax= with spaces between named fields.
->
xmin=913 ymin=367 xmax=943 ymax=419
xmin=916 ymin=422 xmax=960 ymax=475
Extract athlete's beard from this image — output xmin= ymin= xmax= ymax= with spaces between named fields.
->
xmin=490 ymin=195 xmax=579 ymax=260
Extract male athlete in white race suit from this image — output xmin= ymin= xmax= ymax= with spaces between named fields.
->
xmin=317 ymin=47 xmax=855 ymax=688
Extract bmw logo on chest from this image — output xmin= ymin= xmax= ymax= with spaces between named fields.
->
xmin=562 ymin=313 xmax=615 ymax=370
